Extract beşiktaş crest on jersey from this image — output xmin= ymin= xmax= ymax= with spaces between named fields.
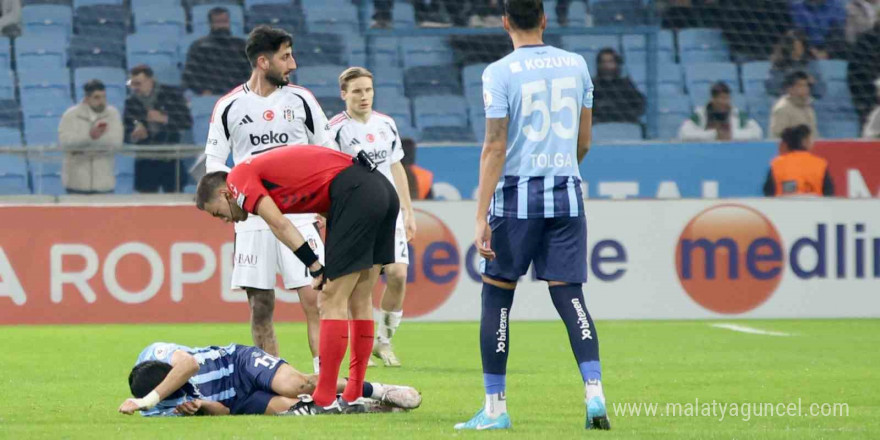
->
xmin=283 ymin=107 xmax=294 ymax=123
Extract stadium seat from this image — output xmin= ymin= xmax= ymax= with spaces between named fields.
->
xmin=622 ymin=30 xmax=675 ymax=64
xmin=317 ymin=97 xmax=345 ymax=119
xmin=73 ymin=0 xmax=123 ymax=6
xmin=114 ymin=153 xmax=134 ymax=194
xmin=413 ymin=95 xmax=468 ymax=129
xmin=21 ymin=5 xmax=73 ymax=41
xmin=127 ymin=33 xmax=179 ymax=71
xmin=684 ymin=62 xmax=738 ymax=103
xmin=656 ymin=93 xmax=692 ymax=140
xmin=304 ymin=3 xmax=358 ymax=34
xmin=178 ymin=33 xmax=202 ymax=66
xmin=678 ymin=28 xmax=730 ymax=63
xmin=461 ymin=63 xmax=489 ymax=108
xmin=819 ymin=119 xmax=861 ymax=139
xmin=392 ymin=2 xmax=417 ymax=28
xmin=69 ymin=35 xmax=125 ymax=68
xmin=23 ymin=0 xmax=74 ymax=4
xmin=420 ymin=126 xmax=476 ymax=143
xmin=592 ymin=122 xmax=643 ymax=142
xmin=656 ymin=62 xmax=685 ymax=96
xmin=561 ymin=34 xmax=619 ymax=65
xmin=29 ymin=154 xmax=65 ymax=195
xmin=131 ymin=0 xmax=178 ymax=9
xmin=24 ymin=110 xmax=64 ymax=146
xmin=245 ymin=4 xmax=303 ymax=34
xmin=373 ymin=95 xmax=412 ymax=128
xmin=0 ymin=127 xmax=22 ymax=146
xmin=189 ymin=95 xmax=217 ymax=146
xmin=294 ymin=33 xmax=346 ymax=66
xmin=469 ymin=106 xmax=485 ymax=141
xmin=74 ymin=67 xmax=126 ymax=110
xmin=15 ymin=34 xmax=67 ymax=71
xmin=369 ymin=36 xmax=400 ymax=68
xmin=592 ymin=0 xmax=647 ymax=26
xmin=741 ymin=61 xmax=771 ymax=98
xmin=192 ymin=4 xmax=245 ymax=37
xmin=562 ymin=0 xmax=588 ymax=27
xmin=0 ymin=37 xmax=9 ymax=70
xmin=244 ymin=0 xmax=290 ymax=7
xmin=0 ymin=154 xmax=29 ymax=194
xmin=0 ymin=99 xmax=21 ymax=128
xmin=297 ymin=65 xmax=347 ymax=98
xmin=401 ymin=36 xmax=454 ymax=69
xmin=372 ymin=66 xmax=405 ymax=98
xmin=345 ymin=35 xmax=367 ymax=67
xmin=404 ymin=65 xmax=462 ymax=98
xmin=815 ymin=59 xmax=850 ymax=104
xmin=73 ymin=5 xmax=128 ymax=39
xmin=134 ymin=6 xmax=186 ymax=36
xmin=0 ymin=71 xmax=14 ymax=100
xmin=20 ymin=69 xmax=72 ymax=115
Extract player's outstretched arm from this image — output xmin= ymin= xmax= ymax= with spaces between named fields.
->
xmin=577 ymin=107 xmax=593 ymax=163
xmin=474 ymin=117 xmax=509 ymax=260
xmin=175 ymin=399 xmax=231 ymax=416
xmin=118 ymin=350 xmax=200 ymax=415
xmin=256 ymin=197 xmax=324 ymax=287
xmin=391 ymin=162 xmax=416 ymax=241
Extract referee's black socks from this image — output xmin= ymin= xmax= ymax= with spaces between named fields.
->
xmin=549 ymin=284 xmax=602 ymax=383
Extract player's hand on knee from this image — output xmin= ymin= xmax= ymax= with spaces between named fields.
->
xmin=174 ymin=399 xmax=202 ymax=416
xmin=118 ymin=398 xmax=140 ymax=415
xmin=310 ymin=264 xmax=326 ymax=290
xmin=405 ymin=211 xmax=417 ymax=242
xmin=475 ymin=219 xmax=495 ymax=260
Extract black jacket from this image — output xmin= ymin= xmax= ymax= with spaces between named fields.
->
xmin=123 ymin=84 xmax=193 ymax=145
xmin=592 ymin=76 xmax=646 ymax=124
xmin=183 ymin=31 xmax=251 ymax=95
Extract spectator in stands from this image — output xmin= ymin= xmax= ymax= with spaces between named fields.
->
xmin=862 ymin=77 xmax=880 ymax=138
xmin=401 ymin=138 xmax=433 ymax=200
xmin=770 ymin=71 xmax=820 ymax=138
xmin=0 ymin=0 xmax=20 ymax=37
xmin=58 ymin=80 xmax=123 ymax=195
xmin=848 ymin=20 xmax=880 ymax=123
xmin=789 ymin=0 xmax=847 ymax=57
xmin=183 ymin=7 xmax=250 ymax=96
xmin=717 ymin=0 xmax=792 ymax=60
xmin=763 ymin=124 xmax=834 ymax=197
xmin=414 ymin=0 xmax=456 ymax=27
xmin=766 ymin=30 xmax=827 ymax=98
xmin=372 ymin=0 xmax=393 ymax=28
xmin=591 ymin=49 xmax=645 ymax=124
xmin=845 ymin=0 xmax=879 ymax=44
xmin=678 ymin=82 xmax=762 ymax=141
xmin=659 ymin=0 xmax=721 ymax=29
xmin=123 ymin=65 xmax=193 ymax=193
xmin=467 ymin=0 xmax=503 ymax=27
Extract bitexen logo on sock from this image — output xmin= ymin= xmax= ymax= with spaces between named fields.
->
xmin=571 ymin=298 xmax=593 ymax=340
xmin=496 ymin=308 xmax=508 ymax=353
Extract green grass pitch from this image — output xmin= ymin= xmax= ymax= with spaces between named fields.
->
xmin=1 ymin=319 xmax=878 ymax=439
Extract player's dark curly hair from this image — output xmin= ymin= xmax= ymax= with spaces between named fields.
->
xmin=245 ymin=25 xmax=294 ymax=67
xmin=504 ymin=0 xmax=544 ymax=30
xmin=195 ymin=171 xmax=229 ymax=210
xmin=129 ymin=361 xmax=172 ymax=398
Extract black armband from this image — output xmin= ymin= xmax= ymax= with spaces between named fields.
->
xmin=293 ymin=242 xmax=319 ymax=267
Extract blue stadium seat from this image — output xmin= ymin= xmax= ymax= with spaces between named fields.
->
xmin=0 ymin=99 xmax=21 ymax=128
xmin=556 ymin=0 xmax=587 ymax=27
xmin=372 ymin=66 xmax=405 ymax=98
xmin=304 ymin=4 xmax=358 ymax=34
xmin=246 ymin=4 xmax=303 ymax=34
xmin=294 ymin=33 xmax=346 ymax=66
xmin=592 ymin=122 xmax=643 ymax=142
xmin=69 ymin=35 xmax=125 ymax=68
xmin=392 ymin=2 xmax=416 ymax=28
xmin=131 ymin=0 xmax=178 ymax=9
xmin=21 ymin=5 xmax=73 ymax=40
xmin=127 ymin=33 xmax=179 ymax=71
xmin=592 ymin=0 xmax=647 ymax=26
xmin=0 ymin=127 xmax=22 ymax=146
xmin=373 ymin=95 xmax=412 ymax=127
xmin=656 ymin=93 xmax=692 ymax=140
xmin=413 ymin=95 xmax=468 ymax=129
xmin=74 ymin=0 xmax=123 ymax=6
xmin=245 ymin=0 xmax=290 ymax=7
xmin=20 ymin=69 xmax=72 ymax=115
xmin=401 ymin=36 xmax=453 ymax=69
xmin=74 ymin=67 xmax=126 ymax=110
xmin=0 ymin=71 xmax=14 ymax=100
xmin=469 ymin=106 xmax=485 ymax=141
xmin=369 ymin=36 xmax=400 ymax=68
xmin=317 ymin=97 xmax=345 ymax=119
xmin=23 ymin=0 xmax=74 ymax=4
xmin=189 ymin=95 xmax=217 ymax=146
xmin=622 ymin=30 xmax=675 ymax=64
xmin=678 ymin=28 xmax=730 ymax=63
xmin=29 ymin=155 xmax=65 ymax=195
xmin=632 ymin=62 xmax=687 ymax=96
xmin=15 ymin=34 xmax=68 ymax=70
xmin=462 ymin=63 xmax=488 ymax=108
xmin=297 ymin=65 xmax=346 ymax=98
xmin=819 ymin=119 xmax=861 ymax=139
xmin=345 ymin=35 xmax=367 ymax=67
xmin=815 ymin=59 xmax=850 ymax=104
xmin=134 ymin=6 xmax=186 ymax=36
xmin=741 ymin=61 xmax=771 ymax=98
xmin=561 ymin=34 xmax=619 ymax=65
xmin=0 ymin=37 xmax=9 ymax=70
xmin=0 ymin=154 xmax=29 ymax=194
xmin=24 ymin=110 xmax=64 ymax=146
xmin=684 ymin=62 xmax=738 ymax=103
xmin=192 ymin=4 xmax=245 ymax=37
xmin=420 ymin=126 xmax=475 ymax=143
xmin=404 ymin=65 xmax=462 ymax=98
xmin=73 ymin=5 xmax=128 ymax=39
xmin=178 ymin=33 xmax=202 ymax=65
xmin=114 ymin=153 xmax=135 ymax=194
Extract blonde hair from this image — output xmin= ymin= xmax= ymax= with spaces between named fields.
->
xmin=339 ymin=66 xmax=373 ymax=91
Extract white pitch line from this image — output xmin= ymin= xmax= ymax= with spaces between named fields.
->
xmin=710 ymin=323 xmax=793 ymax=337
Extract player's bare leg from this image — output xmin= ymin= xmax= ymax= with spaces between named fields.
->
xmin=247 ymin=288 xmax=279 ymax=356
xmin=374 ymin=263 xmax=406 ymax=367
xmin=296 ymin=285 xmax=321 ymax=372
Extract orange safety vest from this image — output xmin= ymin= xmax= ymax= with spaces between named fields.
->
xmin=411 ymin=165 xmax=433 ymax=200
xmin=770 ymin=151 xmax=828 ymax=196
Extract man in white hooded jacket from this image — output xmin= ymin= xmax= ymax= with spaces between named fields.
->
xmin=678 ymin=82 xmax=763 ymax=141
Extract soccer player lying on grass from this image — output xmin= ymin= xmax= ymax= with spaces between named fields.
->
xmin=118 ymin=342 xmax=421 ymax=416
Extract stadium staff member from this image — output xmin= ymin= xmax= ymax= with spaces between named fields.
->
xmin=118 ymin=341 xmax=420 ymax=416
xmin=329 ymin=67 xmax=416 ymax=368
xmin=205 ymin=25 xmax=336 ymax=372
xmin=763 ymin=124 xmax=834 ymax=197
xmin=195 ymin=144 xmax=400 ymax=414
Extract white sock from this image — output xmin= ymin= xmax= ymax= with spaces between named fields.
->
xmin=313 ymin=357 xmax=320 ymax=374
xmin=585 ymin=380 xmax=605 ymax=404
xmin=376 ymin=310 xmax=403 ymax=345
xmin=369 ymin=382 xmax=388 ymax=399
xmin=484 ymin=392 xmax=507 ymax=418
